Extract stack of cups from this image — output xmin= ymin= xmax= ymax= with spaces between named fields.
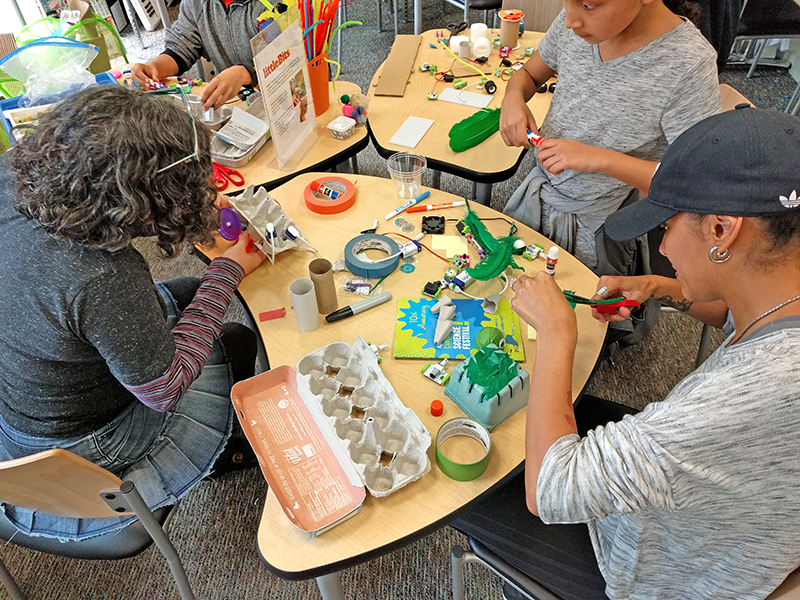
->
xmin=387 ymin=152 xmax=427 ymax=199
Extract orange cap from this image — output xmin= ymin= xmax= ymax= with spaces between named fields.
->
xmin=431 ymin=399 xmax=444 ymax=417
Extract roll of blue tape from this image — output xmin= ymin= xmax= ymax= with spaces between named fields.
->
xmin=344 ymin=234 xmax=401 ymax=278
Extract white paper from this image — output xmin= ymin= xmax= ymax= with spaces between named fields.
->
xmin=213 ymin=107 xmax=268 ymax=150
xmin=251 ymin=19 xmax=316 ymax=169
xmin=389 ymin=116 xmax=434 ymax=148
xmin=438 ymin=87 xmax=493 ymax=109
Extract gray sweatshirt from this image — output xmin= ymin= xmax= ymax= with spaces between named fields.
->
xmin=538 ymin=317 xmax=800 ymax=599
xmin=164 ymin=0 xmax=263 ymax=83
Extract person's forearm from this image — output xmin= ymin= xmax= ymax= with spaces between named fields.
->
xmin=646 ymin=275 xmax=728 ymax=328
xmin=150 ymin=54 xmax=180 ymax=79
xmin=595 ymin=151 xmax=658 ymax=195
xmin=525 ymin=336 xmax=577 ymax=515
xmin=503 ymin=68 xmax=540 ymax=107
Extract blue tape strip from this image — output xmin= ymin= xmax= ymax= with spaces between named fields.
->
xmin=344 ymin=234 xmax=401 ymax=278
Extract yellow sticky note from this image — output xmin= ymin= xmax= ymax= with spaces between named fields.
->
xmin=431 ymin=235 xmax=469 ymax=258
xmin=527 ymin=324 xmax=537 ymax=340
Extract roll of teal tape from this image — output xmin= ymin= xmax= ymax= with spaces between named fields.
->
xmin=344 ymin=234 xmax=401 ymax=278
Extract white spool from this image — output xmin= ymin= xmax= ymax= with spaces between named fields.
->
xmin=450 ymin=35 xmax=469 ymax=54
xmin=473 ymin=37 xmax=491 ymax=59
xmin=470 ymin=23 xmax=488 ymax=44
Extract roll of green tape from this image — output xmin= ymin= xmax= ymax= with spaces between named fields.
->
xmin=435 ymin=418 xmax=492 ymax=481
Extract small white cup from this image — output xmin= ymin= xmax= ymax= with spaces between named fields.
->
xmin=290 ymin=278 xmax=320 ymax=332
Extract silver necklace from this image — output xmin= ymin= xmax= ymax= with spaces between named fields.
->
xmin=727 ymin=294 xmax=800 ymax=346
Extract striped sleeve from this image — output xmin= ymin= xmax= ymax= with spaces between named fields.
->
xmin=123 ymin=257 xmax=244 ymax=411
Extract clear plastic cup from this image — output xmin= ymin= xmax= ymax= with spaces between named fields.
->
xmin=387 ymin=152 xmax=427 ymax=199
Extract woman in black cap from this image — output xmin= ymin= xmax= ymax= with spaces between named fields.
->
xmin=454 ymin=107 xmax=800 ymax=600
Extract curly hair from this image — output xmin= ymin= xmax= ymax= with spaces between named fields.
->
xmin=10 ymin=85 xmax=218 ymax=257
xmin=663 ymin=0 xmax=702 ymax=26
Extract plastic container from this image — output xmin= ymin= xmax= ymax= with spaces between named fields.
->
xmin=327 ymin=115 xmax=356 ymax=140
xmin=0 ymin=71 xmax=116 ymax=146
xmin=387 ymin=152 xmax=427 ymax=199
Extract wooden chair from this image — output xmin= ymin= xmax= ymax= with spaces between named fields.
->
xmin=0 ymin=449 xmax=195 ymax=600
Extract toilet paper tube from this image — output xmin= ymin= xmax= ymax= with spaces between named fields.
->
xmin=470 ymin=23 xmax=488 ymax=44
xmin=499 ymin=16 xmax=520 ymax=48
xmin=309 ymin=258 xmax=338 ymax=314
xmin=290 ymin=278 xmax=320 ymax=332
xmin=458 ymin=40 xmax=471 ymax=58
xmin=473 ymin=37 xmax=491 ymax=59
xmin=450 ymin=35 xmax=469 ymax=54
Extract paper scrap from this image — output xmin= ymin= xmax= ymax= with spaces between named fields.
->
xmin=432 ymin=235 xmax=469 ymax=258
xmin=389 ymin=116 xmax=434 ymax=148
xmin=527 ymin=324 xmax=537 ymax=340
xmin=438 ymin=87 xmax=493 ymax=109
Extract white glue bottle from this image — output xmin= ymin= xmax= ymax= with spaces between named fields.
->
xmin=545 ymin=246 xmax=559 ymax=276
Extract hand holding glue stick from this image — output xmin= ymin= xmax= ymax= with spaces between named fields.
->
xmin=527 ymin=129 xmax=545 ymax=147
xmin=385 ymin=190 xmax=431 ymax=220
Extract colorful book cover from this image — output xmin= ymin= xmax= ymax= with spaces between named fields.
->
xmin=394 ymin=298 xmax=524 ymax=361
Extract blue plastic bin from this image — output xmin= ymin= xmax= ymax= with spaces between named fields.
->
xmin=0 ymin=72 xmax=117 ymax=146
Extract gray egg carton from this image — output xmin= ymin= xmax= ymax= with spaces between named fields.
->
xmin=296 ymin=337 xmax=432 ymax=497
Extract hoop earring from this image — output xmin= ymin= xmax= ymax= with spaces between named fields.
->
xmin=709 ymin=245 xmax=731 ymax=263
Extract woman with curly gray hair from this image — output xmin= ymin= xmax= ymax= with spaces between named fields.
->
xmin=0 ymin=85 xmax=266 ymax=540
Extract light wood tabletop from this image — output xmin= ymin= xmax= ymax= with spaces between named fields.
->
xmin=199 ymin=173 xmax=606 ymax=596
xmin=199 ymin=80 xmax=368 ymax=194
xmin=367 ymin=29 xmax=554 ymax=200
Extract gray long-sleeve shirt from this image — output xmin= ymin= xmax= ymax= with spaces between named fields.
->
xmin=164 ymin=0 xmax=263 ymax=83
xmin=538 ymin=317 xmax=800 ymax=599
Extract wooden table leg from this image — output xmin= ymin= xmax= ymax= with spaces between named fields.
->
xmin=316 ymin=572 xmax=346 ymax=600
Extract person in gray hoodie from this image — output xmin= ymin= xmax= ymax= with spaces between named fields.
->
xmin=132 ymin=0 xmax=264 ymax=110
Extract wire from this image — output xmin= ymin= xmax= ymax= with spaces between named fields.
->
xmin=453 ymin=272 xmax=510 ymax=301
xmin=384 ymin=232 xmax=451 ymax=263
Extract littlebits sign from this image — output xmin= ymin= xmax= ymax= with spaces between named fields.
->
xmin=262 ymin=50 xmax=291 ymax=78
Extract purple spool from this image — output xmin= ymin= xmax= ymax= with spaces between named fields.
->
xmin=219 ymin=207 xmax=242 ymax=241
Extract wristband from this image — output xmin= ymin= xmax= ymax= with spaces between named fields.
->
xmin=435 ymin=418 xmax=491 ymax=481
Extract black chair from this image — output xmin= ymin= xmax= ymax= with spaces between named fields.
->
xmin=730 ymin=0 xmax=800 ymax=78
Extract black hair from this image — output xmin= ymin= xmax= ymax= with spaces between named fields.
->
xmin=663 ymin=0 xmax=702 ymax=26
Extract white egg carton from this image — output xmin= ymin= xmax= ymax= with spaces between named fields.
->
xmin=229 ymin=185 xmax=307 ymax=263
xmin=296 ymin=337 xmax=432 ymax=497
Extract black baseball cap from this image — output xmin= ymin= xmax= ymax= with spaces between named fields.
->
xmin=605 ymin=106 xmax=800 ymax=241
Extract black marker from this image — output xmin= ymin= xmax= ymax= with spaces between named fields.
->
xmin=325 ymin=292 xmax=392 ymax=323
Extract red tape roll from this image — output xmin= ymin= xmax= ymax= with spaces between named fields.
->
xmin=304 ymin=176 xmax=356 ymax=214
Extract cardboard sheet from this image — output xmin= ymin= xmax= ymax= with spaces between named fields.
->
xmin=373 ymin=35 xmax=422 ymax=97
xmin=232 ymin=366 xmax=365 ymax=536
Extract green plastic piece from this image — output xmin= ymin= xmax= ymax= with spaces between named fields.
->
xmin=340 ymin=94 xmax=351 ymax=104
xmin=464 ymin=345 xmax=518 ymax=401
xmin=461 ymin=200 xmax=524 ymax=281
xmin=562 ymin=290 xmax=625 ymax=309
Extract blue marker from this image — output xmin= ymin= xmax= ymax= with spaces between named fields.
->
xmin=384 ymin=190 xmax=431 ymax=220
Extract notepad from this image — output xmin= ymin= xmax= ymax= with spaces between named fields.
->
xmin=389 ymin=116 xmax=434 ymax=148
xmin=438 ymin=87 xmax=493 ymax=109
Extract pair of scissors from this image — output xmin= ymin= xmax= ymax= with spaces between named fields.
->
xmin=446 ymin=21 xmax=468 ymax=40
xmin=212 ymin=163 xmax=244 ymax=191
xmin=562 ymin=290 xmax=641 ymax=314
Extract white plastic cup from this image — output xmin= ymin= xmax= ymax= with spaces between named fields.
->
xmin=470 ymin=23 xmax=488 ymax=44
xmin=458 ymin=40 xmax=471 ymax=58
xmin=290 ymin=278 xmax=320 ymax=332
xmin=473 ymin=37 xmax=491 ymax=59
xmin=450 ymin=35 xmax=469 ymax=54
xmin=387 ymin=152 xmax=427 ymax=199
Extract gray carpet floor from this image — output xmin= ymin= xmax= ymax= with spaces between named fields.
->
xmin=0 ymin=4 xmax=797 ymax=599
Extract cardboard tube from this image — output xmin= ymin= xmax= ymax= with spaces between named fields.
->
xmin=290 ymin=279 xmax=320 ymax=332
xmin=309 ymin=258 xmax=338 ymax=314
xmin=499 ymin=15 xmax=520 ymax=48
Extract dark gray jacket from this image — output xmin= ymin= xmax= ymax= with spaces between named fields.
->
xmin=164 ymin=0 xmax=263 ymax=83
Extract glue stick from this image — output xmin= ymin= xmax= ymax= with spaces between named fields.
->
xmin=545 ymin=246 xmax=559 ymax=276
xmin=311 ymin=180 xmax=341 ymax=200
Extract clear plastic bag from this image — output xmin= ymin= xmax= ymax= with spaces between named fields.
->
xmin=0 ymin=37 xmax=98 ymax=107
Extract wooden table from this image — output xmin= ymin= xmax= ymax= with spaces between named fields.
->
xmin=204 ymin=81 xmax=369 ymax=194
xmin=200 ymin=173 xmax=606 ymax=600
xmin=367 ymin=29 xmax=554 ymax=205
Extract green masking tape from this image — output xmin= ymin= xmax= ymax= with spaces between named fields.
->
xmin=435 ymin=418 xmax=492 ymax=481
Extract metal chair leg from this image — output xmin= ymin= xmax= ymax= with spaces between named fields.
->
xmin=118 ymin=483 xmax=196 ymax=600
xmin=351 ymin=154 xmax=359 ymax=174
xmin=121 ymin=0 xmax=145 ymax=49
xmin=696 ymin=323 xmax=713 ymax=368
xmin=786 ymin=80 xmax=800 ymax=115
xmin=747 ymin=38 xmax=767 ymax=78
xmin=0 ymin=558 xmax=26 ymax=600
xmin=393 ymin=0 xmax=399 ymax=37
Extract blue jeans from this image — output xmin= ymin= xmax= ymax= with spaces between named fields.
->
xmin=0 ymin=281 xmax=235 ymax=540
